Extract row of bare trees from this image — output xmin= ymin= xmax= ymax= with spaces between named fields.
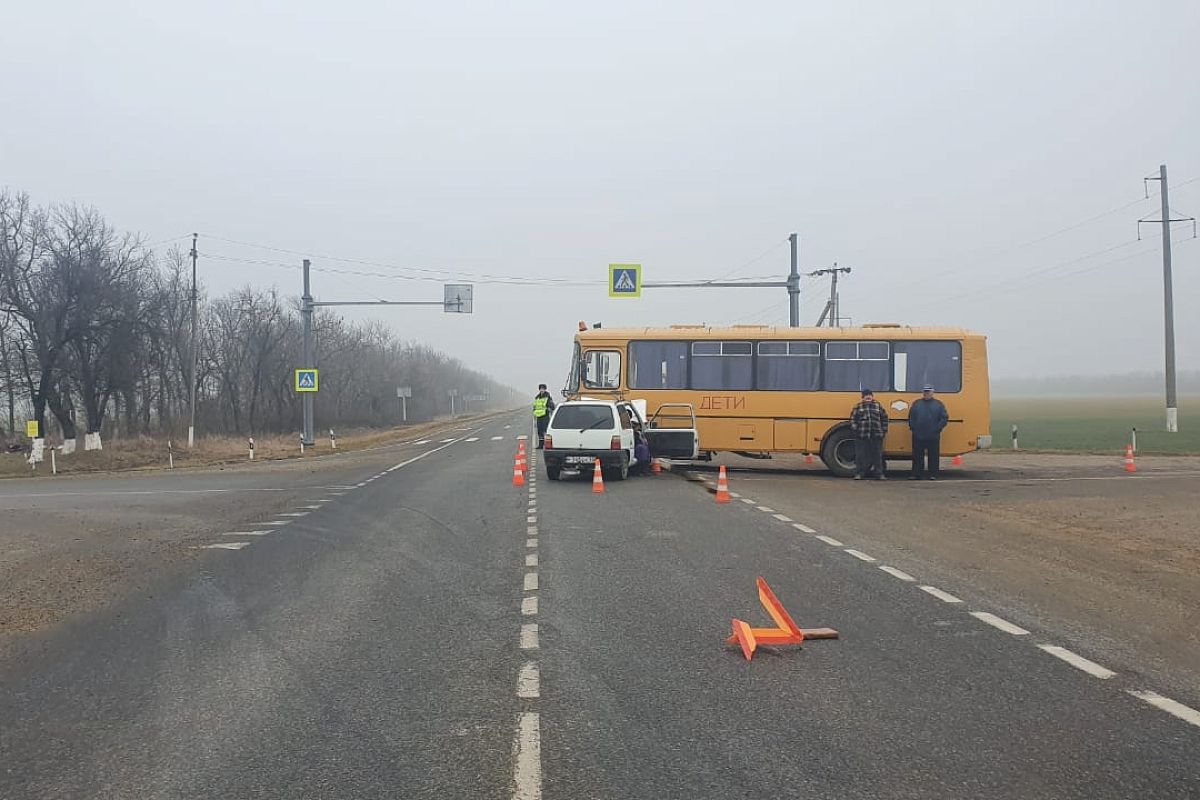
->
xmin=0 ymin=190 xmax=515 ymax=443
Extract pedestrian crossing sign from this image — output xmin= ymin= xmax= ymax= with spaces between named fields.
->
xmin=295 ymin=369 xmax=319 ymax=393
xmin=608 ymin=263 xmax=642 ymax=298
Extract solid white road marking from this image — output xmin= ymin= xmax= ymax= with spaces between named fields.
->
xmin=1127 ymin=690 xmax=1200 ymax=729
xmin=793 ymin=523 xmax=816 ymax=534
xmin=756 ymin=506 xmax=776 ymax=513
xmin=524 ymin=572 xmax=539 ymax=591
xmin=520 ymin=623 xmax=539 ymax=650
xmin=521 ymin=596 xmax=538 ymax=616
xmin=845 ymin=549 xmax=877 ymax=562
xmin=527 ymin=538 xmax=538 ymax=548
xmin=1038 ymin=645 xmax=1116 ymax=679
xmin=970 ymin=611 xmax=1030 ymax=636
xmin=355 ymin=482 xmax=367 ymax=487
xmin=919 ymin=585 xmax=963 ymax=604
xmin=879 ymin=566 xmax=916 ymax=582
xmin=203 ymin=542 xmax=250 ymax=550
xmin=223 ymin=531 xmax=273 ymax=536
xmin=512 ymin=712 xmax=542 ymax=800
xmin=517 ymin=662 xmax=540 ymax=698
xmin=526 ymin=553 xmax=539 ymax=567
xmin=772 ymin=513 xmax=793 ymax=522
xmin=505 ymin=425 xmax=512 ymax=429
xmin=815 ymin=535 xmax=844 ymax=546
xmin=328 ymin=492 xmax=346 ymax=496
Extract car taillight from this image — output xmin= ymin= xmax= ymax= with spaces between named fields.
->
xmin=610 ymin=435 xmax=622 ymax=450
xmin=544 ymin=435 xmax=553 ymax=449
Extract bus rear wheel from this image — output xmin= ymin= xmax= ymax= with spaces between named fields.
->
xmin=821 ymin=427 xmax=858 ymax=478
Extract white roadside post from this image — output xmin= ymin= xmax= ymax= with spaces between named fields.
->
xmin=248 ymin=437 xmax=255 ymax=460
xmin=1131 ymin=427 xmax=1137 ymax=454
xmin=168 ymin=439 xmax=175 ymax=469
xmin=299 ymin=434 xmax=305 ymax=455
xmin=1011 ymin=424 xmax=1018 ymax=450
xmin=51 ymin=446 xmax=57 ymax=476
xmin=329 ymin=428 xmax=337 ymax=449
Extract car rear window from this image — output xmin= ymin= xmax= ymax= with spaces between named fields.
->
xmin=550 ymin=404 xmax=614 ymax=430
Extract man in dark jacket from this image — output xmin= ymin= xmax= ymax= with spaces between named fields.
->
xmin=850 ymin=389 xmax=888 ymax=480
xmin=532 ymin=384 xmax=556 ymax=449
xmin=908 ymin=384 xmax=949 ymax=480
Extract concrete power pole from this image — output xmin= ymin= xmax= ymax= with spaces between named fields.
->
xmin=302 ymin=259 xmax=315 ymax=445
xmin=187 ymin=233 xmax=198 ymax=448
xmin=1141 ymin=164 xmax=1196 ymax=433
xmin=788 ymin=233 xmax=800 ymax=327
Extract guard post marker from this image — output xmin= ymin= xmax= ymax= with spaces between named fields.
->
xmin=299 ymin=434 xmax=305 ymax=455
xmin=168 ymin=439 xmax=174 ymax=470
xmin=330 ymin=428 xmax=337 ymax=449
xmin=1012 ymin=424 xmax=1018 ymax=450
xmin=248 ymin=437 xmax=255 ymax=460
xmin=51 ymin=446 xmax=57 ymax=476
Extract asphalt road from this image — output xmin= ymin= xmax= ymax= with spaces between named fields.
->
xmin=2 ymin=413 xmax=1198 ymax=799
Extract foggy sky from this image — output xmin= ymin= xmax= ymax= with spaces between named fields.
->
xmin=3 ymin=1 xmax=1198 ymax=395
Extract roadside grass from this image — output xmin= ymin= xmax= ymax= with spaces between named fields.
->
xmin=990 ymin=396 xmax=1200 ymax=455
xmin=0 ymin=412 xmax=513 ymax=479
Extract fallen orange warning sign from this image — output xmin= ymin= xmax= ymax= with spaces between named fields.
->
xmin=727 ymin=576 xmax=838 ymax=660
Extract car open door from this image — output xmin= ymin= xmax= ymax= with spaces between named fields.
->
xmin=644 ymin=403 xmax=699 ymax=459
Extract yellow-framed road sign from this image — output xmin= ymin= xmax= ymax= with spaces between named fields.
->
xmin=295 ymin=369 xmax=319 ymax=393
xmin=26 ymin=420 xmax=39 ymax=438
xmin=608 ymin=264 xmax=642 ymax=298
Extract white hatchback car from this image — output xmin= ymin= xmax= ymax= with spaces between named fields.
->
xmin=542 ymin=399 xmax=643 ymax=481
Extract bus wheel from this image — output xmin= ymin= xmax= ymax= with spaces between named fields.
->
xmin=820 ymin=427 xmax=858 ymax=478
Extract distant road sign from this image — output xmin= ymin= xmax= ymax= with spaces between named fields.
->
xmin=608 ymin=264 xmax=642 ymax=298
xmin=26 ymin=420 xmax=39 ymax=438
xmin=396 ymin=386 xmax=412 ymax=398
xmin=295 ymin=369 xmax=319 ymax=393
xmin=444 ymin=284 xmax=474 ymax=313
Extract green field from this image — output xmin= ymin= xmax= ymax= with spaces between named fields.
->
xmin=990 ymin=396 xmax=1200 ymax=455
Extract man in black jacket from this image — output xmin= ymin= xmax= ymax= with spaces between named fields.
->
xmin=850 ymin=389 xmax=889 ymax=481
xmin=908 ymin=384 xmax=949 ymax=480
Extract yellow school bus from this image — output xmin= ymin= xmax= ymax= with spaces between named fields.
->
xmin=563 ymin=324 xmax=991 ymax=476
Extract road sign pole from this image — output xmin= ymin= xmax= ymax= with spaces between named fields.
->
xmin=302 ymin=259 xmax=315 ymax=446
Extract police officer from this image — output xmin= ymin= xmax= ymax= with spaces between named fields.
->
xmin=532 ymin=384 xmax=556 ymax=449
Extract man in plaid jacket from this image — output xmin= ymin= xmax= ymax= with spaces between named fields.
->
xmin=850 ymin=389 xmax=889 ymax=480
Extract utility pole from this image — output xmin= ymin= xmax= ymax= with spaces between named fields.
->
xmin=787 ymin=233 xmax=800 ymax=327
xmin=187 ymin=233 xmax=198 ymax=448
xmin=301 ymin=259 xmax=315 ymax=446
xmin=809 ymin=264 xmax=852 ymax=327
xmin=1140 ymin=164 xmax=1196 ymax=433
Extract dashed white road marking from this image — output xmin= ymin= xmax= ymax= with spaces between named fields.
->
xmin=815 ymin=535 xmax=844 ymax=546
xmin=414 ymin=439 xmax=431 ymax=445
xmin=520 ymin=623 xmax=539 ymax=650
xmin=793 ymin=523 xmax=816 ymax=534
xmin=203 ymin=542 xmax=250 ymax=550
xmin=466 ymin=437 xmax=480 ymax=442
xmin=300 ymin=505 xmax=322 ymax=510
xmin=328 ymin=492 xmax=346 ymax=496
xmin=970 ymin=611 xmax=1030 ymax=636
xmin=524 ymin=572 xmax=539 ymax=591
xmin=845 ymin=548 xmax=877 ymax=562
xmin=492 ymin=436 xmax=504 ymax=441
xmin=1038 ymin=645 xmax=1116 ymax=679
xmin=355 ymin=482 xmax=367 ymax=487
xmin=879 ymin=565 xmax=916 ymax=582
xmin=440 ymin=438 xmax=456 ymax=443
xmin=1127 ymin=690 xmax=1200 ymax=729
xmin=527 ymin=516 xmax=537 ymax=524
xmin=517 ymin=435 xmax=528 ymax=440
xmin=261 ymin=521 xmax=289 ymax=526
xmin=521 ymin=596 xmax=538 ymax=616
xmin=526 ymin=553 xmax=539 ymax=567
xmin=740 ymin=498 xmax=756 ymax=505
xmin=527 ymin=538 xmax=538 ymax=548
xmin=919 ymin=585 xmax=963 ymax=604
xmin=728 ymin=491 xmax=741 ymax=498
xmin=756 ymin=506 xmax=777 ymax=513
xmin=279 ymin=512 xmax=308 ymax=517
xmin=527 ymin=526 xmax=538 ymax=535
xmin=512 ymin=712 xmax=541 ymax=800
xmin=517 ymin=662 xmax=540 ymax=698
xmin=504 ymin=425 xmax=512 ymax=429
xmin=223 ymin=530 xmax=273 ymax=536
xmin=772 ymin=513 xmax=793 ymax=522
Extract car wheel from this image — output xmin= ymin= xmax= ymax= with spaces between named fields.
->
xmin=546 ymin=464 xmax=561 ymax=481
xmin=609 ymin=454 xmax=629 ymax=481
xmin=820 ymin=426 xmax=857 ymax=478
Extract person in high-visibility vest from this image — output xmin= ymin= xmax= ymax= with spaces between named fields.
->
xmin=532 ymin=383 xmax=556 ymax=449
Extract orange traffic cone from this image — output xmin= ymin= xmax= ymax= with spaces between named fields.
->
xmin=1124 ymin=443 xmax=1137 ymax=473
xmin=952 ymin=454 xmax=964 ymax=467
xmin=804 ymin=452 xmax=815 ymax=466
xmin=513 ymin=455 xmax=526 ymax=487
xmin=517 ymin=441 xmax=528 ymax=472
xmin=715 ymin=465 xmax=731 ymax=504
xmin=651 ymin=458 xmax=662 ymax=474
xmin=592 ymin=458 xmax=605 ymax=494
